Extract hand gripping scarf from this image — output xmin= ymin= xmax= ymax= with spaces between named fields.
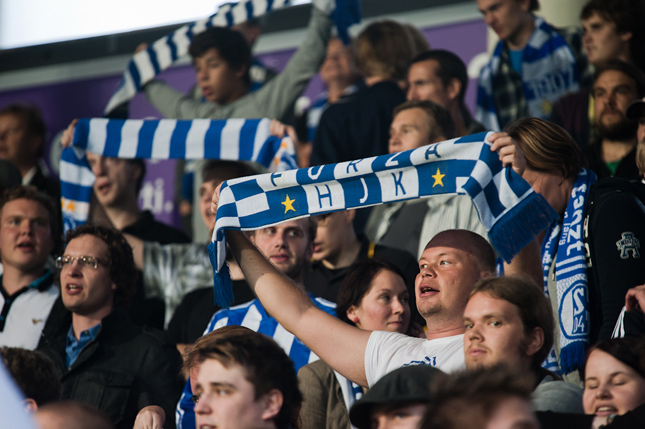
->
xmin=104 ymin=0 xmax=361 ymax=115
xmin=59 ymin=117 xmax=297 ymax=233
xmin=209 ymin=132 xmax=559 ymax=307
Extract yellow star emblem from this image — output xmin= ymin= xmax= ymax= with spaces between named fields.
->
xmin=432 ymin=168 xmax=445 ymax=187
xmin=66 ymin=200 xmax=76 ymax=212
xmin=281 ymin=194 xmax=296 ymax=213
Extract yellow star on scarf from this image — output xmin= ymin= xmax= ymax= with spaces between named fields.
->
xmin=282 ymin=194 xmax=296 ymax=213
xmin=432 ymin=168 xmax=445 ymax=187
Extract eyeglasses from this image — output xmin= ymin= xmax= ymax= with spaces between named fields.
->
xmin=55 ymin=255 xmax=108 ymax=270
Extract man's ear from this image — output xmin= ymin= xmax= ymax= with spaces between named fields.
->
xmin=23 ymin=398 xmax=38 ymax=413
xmin=305 ymin=240 xmax=314 ymax=261
xmin=446 ymin=78 xmax=462 ymax=103
xmin=235 ymin=64 xmax=249 ymax=81
xmin=620 ymin=31 xmax=633 ymax=43
xmin=525 ymin=327 xmax=544 ymax=357
xmin=261 ymin=389 xmax=283 ymax=421
xmin=345 ymin=210 xmax=356 ymax=223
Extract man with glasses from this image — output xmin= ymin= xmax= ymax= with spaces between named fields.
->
xmin=0 ymin=186 xmax=58 ymax=350
xmin=37 ymin=224 xmax=183 ymax=429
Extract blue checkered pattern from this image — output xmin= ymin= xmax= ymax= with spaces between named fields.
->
xmin=60 ymin=117 xmax=297 ymax=233
xmin=209 ymin=132 xmax=559 ymax=307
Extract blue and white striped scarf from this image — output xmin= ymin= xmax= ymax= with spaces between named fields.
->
xmin=476 ymin=16 xmax=580 ymax=131
xmin=541 ymin=168 xmax=596 ymax=375
xmin=104 ymin=0 xmax=361 ymax=115
xmin=60 ymin=117 xmax=296 ymax=233
xmin=209 ymin=132 xmax=559 ymax=307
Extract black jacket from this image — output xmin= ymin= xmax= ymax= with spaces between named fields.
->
xmin=584 ymin=178 xmax=645 ymax=342
xmin=38 ymin=306 xmax=183 ymax=429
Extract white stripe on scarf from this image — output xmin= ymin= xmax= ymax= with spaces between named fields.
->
xmin=209 ymin=132 xmax=559 ymax=307
xmin=476 ymin=16 xmax=580 ymax=131
xmin=541 ymin=168 xmax=596 ymax=375
xmin=60 ymin=117 xmax=296 ymax=233
xmin=104 ymin=0 xmax=361 ymax=115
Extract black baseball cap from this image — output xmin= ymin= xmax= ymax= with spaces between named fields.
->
xmin=349 ymin=365 xmax=443 ymax=429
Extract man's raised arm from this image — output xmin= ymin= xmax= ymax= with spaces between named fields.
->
xmin=214 ymin=189 xmax=371 ymax=386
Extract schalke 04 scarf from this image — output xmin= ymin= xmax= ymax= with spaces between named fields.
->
xmin=60 ymin=117 xmax=296 ymax=233
xmin=104 ymin=0 xmax=361 ymax=115
xmin=476 ymin=16 xmax=580 ymax=131
xmin=541 ymin=168 xmax=596 ymax=374
xmin=209 ymin=132 xmax=559 ymax=307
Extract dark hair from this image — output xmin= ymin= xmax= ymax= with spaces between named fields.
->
xmin=584 ymin=338 xmax=645 ymax=380
xmin=63 ymin=224 xmax=136 ymax=308
xmin=189 ymin=26 xmax=252 ymax=87
xmin=1 ymin=185 xmax=60 ymax=253
xmin=506 ymin=117 xmax=584 ymax=180
xmin=422 ymin=364 xmax=536 ymax=429
xmin=528 ymin=0 xmax=540 ymax=12
xmin=1 ymin=347 xmax=62 ymax=406
xmin=410 ymin=50 xmax=469 ymax=108
xmin=0 ymin=104 xmax=47 ymax=157
xmin=336 ymin=259 xmax=406 ymax=326
xmin=393 ymin=99 xmax=456 ymax=141
xmin=197 ymin=326 xmax=302 ymax=429
xmin=202 ymin=159 xmax=260 ymax=184
xmin=593 ymin=59 xmax=645 ymax=99
xmin=581 ymin=0 xmax=645 ymax=69
xmin=37 ymin=401 xmax=114 ymax=429
xmin=470 ymin=276 xmax=554 ymax=370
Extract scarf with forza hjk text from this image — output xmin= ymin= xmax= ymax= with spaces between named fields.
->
xmin=208 ymin=132 xmax=559 ymax=307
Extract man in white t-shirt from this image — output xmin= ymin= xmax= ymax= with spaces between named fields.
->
xmin=215 ymin=178 xmax=496 ymax=386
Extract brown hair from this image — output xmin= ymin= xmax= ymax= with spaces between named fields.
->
xmin=506 ymin=117 xmax=584 ymax=180
xmin=1 ymin=347 xmax=62 ymax=406
xmin=355 ymin=20 xmax=415 ymax=81
xmin=62 ymin=224 xmax=136 ymax=308
xmin=470 ymin=275 xmax=554 ymax=370
xmin=393 ymin=100 xmax=456 ymax=141
xmin=194 ymin=326 xmax=302 ymax=429
xmin=422 ymin=364 xmax=536 ymax=429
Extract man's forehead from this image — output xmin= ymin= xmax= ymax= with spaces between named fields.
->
xmin=466 ymin=292 xmax=520 ymax=316
xmin=1 ymin=198 xmax=49 ymax=218
xmin=270 ymin=218 xmax=307 ymax=232
xmin=66 ymin=234 xmax=108 ymax=256
xmin=594 ymin=70 xmax=637 ymax=88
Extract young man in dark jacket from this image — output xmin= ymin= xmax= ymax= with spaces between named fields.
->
xmin=38 ymin=224 xmax=182 ymax=429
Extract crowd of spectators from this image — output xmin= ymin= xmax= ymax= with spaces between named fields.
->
xmin=2 ymin=0 xmax=645 ymax=428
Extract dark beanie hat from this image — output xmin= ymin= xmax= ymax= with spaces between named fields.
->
xmin=349 ymin=365 xmax=443 ymax=429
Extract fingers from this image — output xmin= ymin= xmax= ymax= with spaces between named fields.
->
xmin=135 ymin=43 xmax=149 ymax=54
xmin=61 ymin=118 xmax=79 ymax=148
xmin=270 ymin=119 xmax=287 ymax=138
xmin=625 ymin=284 xmax=645 ymax=313
xmin=210 ymin=183 xmax=223 ymax=218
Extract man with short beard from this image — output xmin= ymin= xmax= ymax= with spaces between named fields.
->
xmin=586 ymin=60 xmax=645 ymax=180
